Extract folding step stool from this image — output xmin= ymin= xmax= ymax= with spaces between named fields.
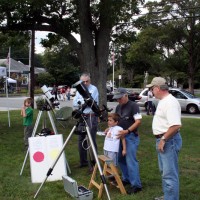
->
xmin=88 ymin=155 xmax=127 ymax=198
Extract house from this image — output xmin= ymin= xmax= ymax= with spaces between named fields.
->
xmin=0 ymin=58 xmax=46 ymax=87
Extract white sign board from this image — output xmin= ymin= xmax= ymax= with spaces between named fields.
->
xmin=29 ymin=134 xmax=67 ymax=183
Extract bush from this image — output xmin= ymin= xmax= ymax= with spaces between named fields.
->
xmin=35 ymin=96 xmax=45 ymax=110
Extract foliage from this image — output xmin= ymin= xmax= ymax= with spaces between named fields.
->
xmin=42 ymin=39 xmax=80 ymax=85
xmin=0 ymin=31 xmax=30 ymax=64
xmin=35 ymin=96 xmax=45 ymax=110
xmin=36 ymin=72 xmax=55 ymax=87
xmin=0 ymin=0 xmax=144 ymax=106
xmin=127 ymin=0 xmax=200 ymax=91
xmin=0 ymin=111 xmax=199 ymax=199
xmin=0 ymin=77 xmax=4 ymax=88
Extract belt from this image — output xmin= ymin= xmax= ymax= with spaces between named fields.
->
xmin=154 ymin=134 xmax=164 ymax=139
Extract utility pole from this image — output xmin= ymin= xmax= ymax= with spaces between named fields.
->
xmin=30 ymin=30 xmax=35 ymax=106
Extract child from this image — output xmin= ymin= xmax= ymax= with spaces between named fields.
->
xmin=21 ymin=98 xmax=33 ymax=149
xmin=103 ymin=113 xmax=126 ymax=166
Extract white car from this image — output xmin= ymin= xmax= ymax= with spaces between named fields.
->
xmin=137 ymin=88 xmax=200 ymax=114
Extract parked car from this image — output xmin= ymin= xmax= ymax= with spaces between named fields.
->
xmin=137 ymin=88 xmax=200 ymax=114
xmin=107 ymin=89 xmax=141 ymax=102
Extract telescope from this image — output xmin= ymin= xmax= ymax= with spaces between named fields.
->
xmin=72 ymin=81 xmax=112 ymax=120
xmin=41 ymin=85 xmax=60 ymax=109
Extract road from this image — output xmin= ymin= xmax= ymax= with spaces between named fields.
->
xmin=0 ymin=96 xmax=200 ymax=118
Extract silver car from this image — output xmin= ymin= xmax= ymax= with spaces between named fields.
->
xmin=137 ymin=88 xmax=200 ymax=114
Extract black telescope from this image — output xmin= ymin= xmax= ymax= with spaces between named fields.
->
xmin=73 ymin=80 xmax=102 ymax=117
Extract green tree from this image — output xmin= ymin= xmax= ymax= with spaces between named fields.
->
xmin=42 ymin=39 xmax=80 ymax=85
xmin=0 ymin=0 xmax=143 ymax=105
xmin=0 ymin=31 xmax=30 ymax=63
xmin=133 ymin=0 xmax=200 ymax=92
xmin=36 ymin=72 xmax=55 ymax=86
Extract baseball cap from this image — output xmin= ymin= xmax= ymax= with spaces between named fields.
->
xmin=146 ymin=77 xmax=168 ymax=88
xmin=113 ymin=88 xmax=127 ymax=99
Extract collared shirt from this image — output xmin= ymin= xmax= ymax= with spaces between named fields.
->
xmin=73 ymin=84 xmax=99 ymax=114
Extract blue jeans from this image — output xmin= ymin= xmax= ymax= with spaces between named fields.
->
xmin=156 ymin=132 xmax=182 ymax=200
xmin=118 ymin=133 xmax=142 ymax=188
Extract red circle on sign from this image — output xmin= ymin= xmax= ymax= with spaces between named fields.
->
xmin=33 ymin=151 xmax=44 ymax=162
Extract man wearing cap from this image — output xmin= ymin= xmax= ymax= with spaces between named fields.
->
xmin=113 ymin=88 xmax=142 ymax=194
xmin=146 ymin=77 xmax=182 ymax=200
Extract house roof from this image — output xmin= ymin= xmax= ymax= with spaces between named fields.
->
xmin=0 ymin=58 xmax=46 ymax=74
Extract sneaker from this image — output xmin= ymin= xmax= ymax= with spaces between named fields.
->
xmin=127 ymin=186 xmax=142 ymax=195
xmin=154 ymin=196 xmax=164 ymax=200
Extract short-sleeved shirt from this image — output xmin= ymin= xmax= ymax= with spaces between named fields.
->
xmin=152 ymin=94 xmax=181 ymax=135
xmin=103 ymin=125 xmax=123 ymax=153
xmin=23 ymin=107 xmax=33 ymax=126
xmin=115 ymin=100 xmax=142 ymax=131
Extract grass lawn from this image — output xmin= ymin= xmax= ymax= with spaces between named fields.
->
xmin=0 ymin=110 xmax=199 ymax=200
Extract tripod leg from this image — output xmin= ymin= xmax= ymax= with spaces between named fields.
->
xmin=20 ymin=110 xmax=43 ymax=176
xmin=31 ymin=111 xmax=43 ymax=137
xmin=34 ymin=125 xmax=77 ymax=199
xmin=85 ymin=126 xmax=111 ymax=200
xmin=47 ymin=111 xmax=58 ymax=135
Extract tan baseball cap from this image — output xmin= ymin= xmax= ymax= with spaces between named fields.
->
xmin=146 ymin=77 xmax=168 ymax=88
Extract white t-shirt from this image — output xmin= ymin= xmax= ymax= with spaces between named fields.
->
xmin=103 ymin=125 xmax=123 ymax=153
xmin=152 ymin=94 xmax=181 ymax=135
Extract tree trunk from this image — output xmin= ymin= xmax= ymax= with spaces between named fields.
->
xmin=77 ymin=0 xmax=112 ymax=106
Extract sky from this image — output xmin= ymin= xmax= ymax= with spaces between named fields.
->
xmin=35 ymin=0 xmax=157 ymax=54
xmin=35 ymin=31 xmax=48 ymax=54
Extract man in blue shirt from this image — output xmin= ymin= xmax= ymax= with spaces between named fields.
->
xmin=73 ymin=73 xmax=99 ymax=169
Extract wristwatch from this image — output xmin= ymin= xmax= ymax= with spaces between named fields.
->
xmin=161 ymin=135 xmax=166 ymax=142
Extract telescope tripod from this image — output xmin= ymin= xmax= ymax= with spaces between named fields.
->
xmin=34 ymin=114 xmax=111 ymax=200
xmin=20 ymin=105 xmax=59 ymax=176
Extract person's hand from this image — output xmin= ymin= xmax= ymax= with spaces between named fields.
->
xmin=104 ymin=128 xmax=109 ymax=135
xmin=116 ymin=130 xmax=127 ymax=139
xmin=21 ymin=106 xmax=25 ymax=115
xmin=158 ymin=139 xmax=165 ymax=152
xmin=122 ymin=149 xmax=126 ymax=156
